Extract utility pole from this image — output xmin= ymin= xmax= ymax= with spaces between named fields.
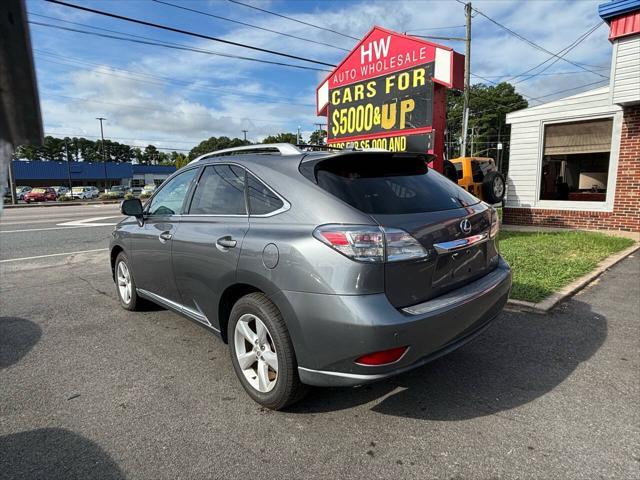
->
xmin=6 ymin=144 xmax=16 ymax=205
xmin=64 ymin=138 xmax=73 ymax=194
xmin=241 ymin=129 xmax=248 ymax=144
xmin=461 ymin=1 xmax=472 ymax=157
xmin=314 ymin=123 xmax=326 ymax=145
xmin=297 ymin=125 xmax=301 ymax=144
xmin=96 ymin=117 xmax=108 ymax=190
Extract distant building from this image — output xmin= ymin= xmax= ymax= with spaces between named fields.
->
xmin=10 ymin=160 xmax=176 ymax=189
xmin=504 ymin=0 xmax=639 ymax=232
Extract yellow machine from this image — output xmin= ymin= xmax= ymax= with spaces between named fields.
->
xmin=449 ymin=157 xmax=506 ymax=204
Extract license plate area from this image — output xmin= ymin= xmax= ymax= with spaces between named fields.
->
xmin=432 ymin=244 xmax=487 ymax=289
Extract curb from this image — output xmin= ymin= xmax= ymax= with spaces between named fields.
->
xmin=506 ymin=242 xmax=639 ymax=314
xmin=3 ymin=200 xmax=121 ymax=208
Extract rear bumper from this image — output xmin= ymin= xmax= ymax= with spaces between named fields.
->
xmin=274 ymin=257 xmax=511 ymax=387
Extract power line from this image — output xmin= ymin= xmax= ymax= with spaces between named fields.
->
xmin=474 ymin=69 xmax=608 ymax=79
xmin=460 ymin=1 xmax=608 ymax=79
xmin=44 ymin=0 xmax=337 ymax=67
xmin=29 ymin=21 xmax=331 ymax=72
xmin=527 ymin=79 xmax=609 ymax=102
xmin=228 ymin=0 xmax=359 ymax=41
xmin=34 ymin=50 xmax=316 ymax=107
xmin=509 ymin=23 xmax=604 ymax=84
xmin=151 ymin=0 xmax=349 ymax=52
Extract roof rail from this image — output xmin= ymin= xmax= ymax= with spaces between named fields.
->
xmin=192 ymin=143 xmax=303 ymax=162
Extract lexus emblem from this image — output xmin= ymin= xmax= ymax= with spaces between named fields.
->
xmin=460 ymin=219 xmax=472 ymax=234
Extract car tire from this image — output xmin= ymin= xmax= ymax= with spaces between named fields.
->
xmin=228 ymin=293 xmax=308 ymax=410
xmin=482 ymin=171 xmax=506 ymax=204
xmin=114 ymin=252 xmax=144 ymax=311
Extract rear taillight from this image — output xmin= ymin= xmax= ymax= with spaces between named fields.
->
xmin=313 ymin=225 xmax=428 ymax=263
xmin=355 ymin=346 xmax=408 ymax=366
xmin=490 ymin=208 xmax=500 ymax=238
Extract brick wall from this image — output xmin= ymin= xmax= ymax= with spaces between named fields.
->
xmin=504 ymin=104 xmax=640 ymax=232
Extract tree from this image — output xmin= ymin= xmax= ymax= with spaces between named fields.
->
xmin=188 ymin=136 xmax=247 ymax=160
xmin=446 ymin=82 xmax=528 ymax=171
xmin=170 ymin=151 xmax=189 ymax=169
xmin=143 ymin=144 xmax=160 ymax=164
xmin=262 ymin=133 xmax=298 ymax=144
xmin=309 ymin=129 xmax=327 ymax=145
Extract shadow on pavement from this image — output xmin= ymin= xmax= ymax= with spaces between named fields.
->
xmin=0 ymin=317 xmax=42 ymax=369
xmin=0 ymin=428 xmax=125 ymax=480
xmin=288 ymin=299 xmax=607 ymax=420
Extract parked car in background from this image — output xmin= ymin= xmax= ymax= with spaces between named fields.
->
xmin=51 ymin=186 xmax=70 ymax=197
xmin=104 ymin=185 xmax=131 ymax=198
xmin=23 ymin=187 xmax=57 ymax=203
xmin=12 ymin=186 xmax=32 ymax=200
xmin=66 ymin=186 xmax=99 ymax=200
xmin=450 ymin=157 xmax=506 ymax=204
xmin=110 ymin=144 xmax=512 ymax=409
xmin=140 ymin=184 xmax=156 ymax=197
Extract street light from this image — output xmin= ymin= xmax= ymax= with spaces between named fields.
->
xmin=96 ymin=117 xmax=108 ymax=190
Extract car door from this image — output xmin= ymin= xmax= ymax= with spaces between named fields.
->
xmin=129 ymin=167 xmax=199 ymax=304
xmin=171 ymin=164 xmax=249 ymax=330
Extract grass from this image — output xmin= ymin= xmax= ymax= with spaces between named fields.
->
xmin=498 ymin=230 xmax=635 ymax=303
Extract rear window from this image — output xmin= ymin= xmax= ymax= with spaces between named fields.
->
xmin=313 ymin=155 xmax=479 ymax=214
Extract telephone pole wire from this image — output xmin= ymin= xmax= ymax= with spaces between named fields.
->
xmin=461 ymin=2 xmax=472 ymax=157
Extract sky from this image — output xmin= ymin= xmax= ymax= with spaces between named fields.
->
xmin=27 ymin=0 xmax=614 ymax=153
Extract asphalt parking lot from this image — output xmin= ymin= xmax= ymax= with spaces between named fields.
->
xmin=1 ymin=205 xmax=638 ymax=479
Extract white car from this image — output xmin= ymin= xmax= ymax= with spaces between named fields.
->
xmin=66 ymin=186 xmax=99 ymax=199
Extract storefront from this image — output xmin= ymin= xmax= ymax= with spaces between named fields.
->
xmin=10 ymin=160 xmax=175 ymax=189
xmin=503 ymin=0 xmax=639 ymax=232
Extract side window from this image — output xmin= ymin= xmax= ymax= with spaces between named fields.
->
xmin=188 ymin=164 xmax=246 ymax=215
xmin=147 ymin=168 xmax=197 ymax=216
xmin=247 ymin=172 xmax=284 ymax=215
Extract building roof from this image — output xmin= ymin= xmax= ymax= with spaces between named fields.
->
xmin=12 ymin=160 xmax=176 ymax=181
xmin=599 ymin=0 xmax=640 ymax=21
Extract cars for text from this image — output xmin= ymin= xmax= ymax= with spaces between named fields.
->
xmin=110 ymin=144 xmax=512 ymax=409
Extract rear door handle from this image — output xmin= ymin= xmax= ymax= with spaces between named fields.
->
xmin=216 ymin=236 xmax=237 ymax=249
xmin=158 ymin=231 xmax=173 ymax=243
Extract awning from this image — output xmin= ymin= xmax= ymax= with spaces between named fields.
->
xmin=544 ymin=118 xmax=613 ymax=155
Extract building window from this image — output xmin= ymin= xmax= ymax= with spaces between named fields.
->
xmin=131 ymin=178 xmax=145 ymax=188
xmin=540 ymin=118 xmax=612 ymax=202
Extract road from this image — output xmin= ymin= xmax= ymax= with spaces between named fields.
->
xmin=0 ymin=205 xmax=637 ymax=479
xmin=0 ymin=204 xmax=123 ymax=261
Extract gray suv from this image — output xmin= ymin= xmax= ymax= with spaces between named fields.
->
xmin=110 ymin=144 xmax=511 ymax=409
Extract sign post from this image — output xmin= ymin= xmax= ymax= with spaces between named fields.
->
xmin=316 ymin=26 xmax=464 ymax=172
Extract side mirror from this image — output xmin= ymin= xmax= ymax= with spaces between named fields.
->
xmin=121 ymin=198 xmax=143 ymax=217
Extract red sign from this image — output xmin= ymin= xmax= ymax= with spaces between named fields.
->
xmin=317 ymin=26 xmax=464 ymax=167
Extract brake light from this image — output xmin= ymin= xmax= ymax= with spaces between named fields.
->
xmin=490 ymin=208 xmax=500 ymax=238
xmin=355 ymin=346 xmax=408 ymax=366
xmin=313 ymin=225 xmax=429 ymax=263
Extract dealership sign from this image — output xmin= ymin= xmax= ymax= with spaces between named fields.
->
xmin=317 ymin=26 xmax=463 ymax=165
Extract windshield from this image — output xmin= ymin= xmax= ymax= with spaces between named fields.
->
xmin=110 ymin=186 xmax=123 ymax=191
xmin=72 ymin=187 xmax=85 ymax=192
xmin=31 ymin=188 xmax=46 ymax=193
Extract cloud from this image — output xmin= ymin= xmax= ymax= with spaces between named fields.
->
xmin=30 ymin=0 xmax=613 ymax=150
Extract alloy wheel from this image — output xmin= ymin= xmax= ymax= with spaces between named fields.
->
xmin=234 ymin=314 xmax=278 ymax=393
xmin=116 ymin=261 xmax=132 ymax=305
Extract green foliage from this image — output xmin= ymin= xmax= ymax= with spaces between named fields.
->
xmin=124 ymin=193 xmax=134 ymax=200
xmin=262 ymin=133 xmax=298 ymax=145
xmin=309 ymin=129 xmax=327 ymax=145
xmin=14 ymin=136 xmax=135 ymax=162
xmin=139 ymin=192 xmax=152 ymax=199
xmin=498 ymin=230 xmax=634 ymax=303
xmin=188 ymin=136 xmax=248 ymax=160
xmin=447 ymin=82 xmax=528 ymax=168
xmin=57 ymin=195 xmax=72 ymax=202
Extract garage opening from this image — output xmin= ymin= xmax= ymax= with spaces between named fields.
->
xmin=540 ymin=118 xmax=613 ymax=202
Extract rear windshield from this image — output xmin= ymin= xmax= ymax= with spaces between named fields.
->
xmin=313 ymin=155 xmax=479 ymax=214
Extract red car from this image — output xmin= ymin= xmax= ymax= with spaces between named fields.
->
xmin=23 ymin=187 xmax=57 ymax=203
